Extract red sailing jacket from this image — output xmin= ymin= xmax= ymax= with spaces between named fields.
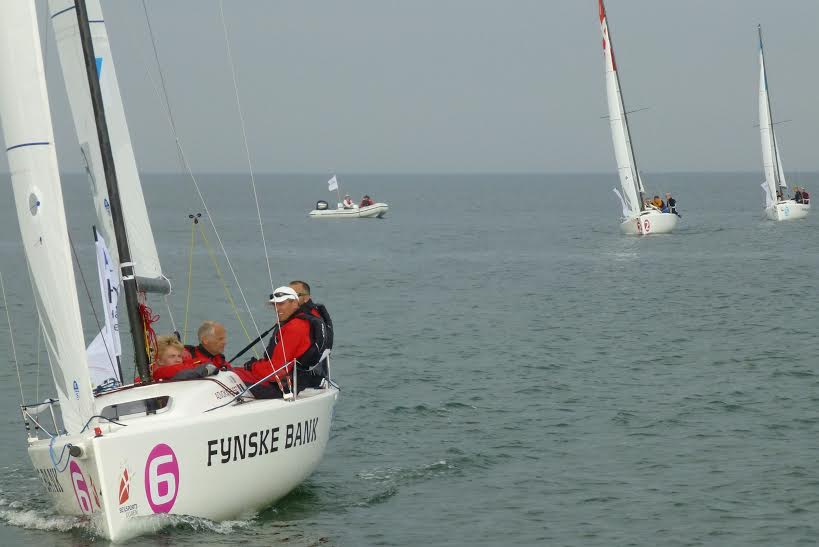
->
xmin=236 ymin=315 xmax=311 ymax=384
xmin=184 ymin=344 xmax=231 ymax=369
xmin=152 ymin=345 xmax=232 ymax=381
xmin=152 ymin=358 xmax=197 ymax=381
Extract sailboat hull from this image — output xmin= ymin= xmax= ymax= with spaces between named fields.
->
xmin=309 ymin=202 xmax=388 ymax=218
xmin=765 ymin=200 xmax=810 ymax=221
xmin=619 ymin=210 xmax=678 ymax=235
xmin=27 ymin=376 xmax=338 ymax=542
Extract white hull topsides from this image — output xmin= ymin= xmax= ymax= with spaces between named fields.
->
xmin=619 ymin=209 xmax=679 ymax=235
xmin=765 ymin=199 xmax=810 ymax=221
xmin=309 ymin=203 xmax=388 ymax=219
xmin=27 ymin=374 xmax=338 ymax=542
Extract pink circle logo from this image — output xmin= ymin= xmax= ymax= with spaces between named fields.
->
xmin=144 ymin=443 xmax=180 ymax=513
xmin=69 ymin=461 xmax=93 ymax=514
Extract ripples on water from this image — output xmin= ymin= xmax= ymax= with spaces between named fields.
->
xmin=1 ymin=173 xmax=818 ymax=545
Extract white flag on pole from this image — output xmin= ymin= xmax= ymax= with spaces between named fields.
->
xmin=328 ymin=175 xmax=339 ymax=192
xmin=86 ymin=229 xmax=122 ymax=388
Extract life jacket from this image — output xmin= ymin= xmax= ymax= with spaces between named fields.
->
xmin=302 ymin=300 xmax=334 ymax=349
xmin=184 ymin=344 xmax=229 ymax=368
xmin=260 ymin=311 xmax=328 ymax=382
xmin=294 ymin=311 xmax=328 ymax=377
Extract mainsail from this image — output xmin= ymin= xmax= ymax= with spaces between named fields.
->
xmin=49 ymin=0 xmax=170 ymax=294
xmin=0 ymin=1 xmax=94 ymax=434
xmin=758 ymin=25 xmax=788 ymax=204
xmin=599 ymin=0 xmax=643 ymax=217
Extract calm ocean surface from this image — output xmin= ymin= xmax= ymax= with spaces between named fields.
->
xmin=1 ymin=173 xmax=817 ymax=546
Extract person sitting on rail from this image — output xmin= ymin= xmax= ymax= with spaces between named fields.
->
xmin=233 ymin=286 xmax=328 ymax=399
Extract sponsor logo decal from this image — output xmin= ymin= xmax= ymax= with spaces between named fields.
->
xmin=207 ymin=417 xmax=319 ymax=466
xmin=144 ymin=443 xmax=180 ymax=514
xmin=117 ymin=464 xmax=139 ymax=517
xmin=69 ymin=461 xmax=93 ymax=514
xmin=119 ymin=468 xmax=130 ymax=504
xmin=73 ymin=380 xmax=80 ymax=399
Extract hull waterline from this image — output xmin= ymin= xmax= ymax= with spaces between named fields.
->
xmin=620 ymin=210 xmax=678 ymax=235
xmin=765 ymin=200 xmax=810 ymax=221
xmin=27 ymin=375 xmax=338 ymax=542
xmin=309 ymin=203 xmax=388 ymax=219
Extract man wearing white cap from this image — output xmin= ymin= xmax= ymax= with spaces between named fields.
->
xmin=234 ymin=286 xmax=325 ymax=398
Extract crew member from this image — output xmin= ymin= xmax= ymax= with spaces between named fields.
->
xmin=234 ymin=286 xmax=326 ymax=398
xmin=153 ymin=334 xmax=217 ymax=381
xmin=289 ymin=280 xmax=333 ymax=349
xmin=185 ymin=320 xmax=230 ymax=368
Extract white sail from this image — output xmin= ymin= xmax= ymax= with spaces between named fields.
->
xmin=85 ymin=229 xmax=122 ymax=388
xmin=49 ymin=0 xmax=170 ymax=294
xmin=758 ymin=28 xmax=786 ymax=202
xmin=599 ymin=0 xmax=642 ymax=217
xmin=774 ymin=135 xmax=787 ymax=190
xmin=0 ymin=1 xmax=94 ymax=434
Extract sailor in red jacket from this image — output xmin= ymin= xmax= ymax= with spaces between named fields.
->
xmin=289 ymin=280 xmax=333 ymax=349
xmin=185 ymin=320 xmax=231 ymax=369
xmin=152 ymin=335 xmax=217 ymax=381
xmin=233 ymin=286 xmax=315 ymax=399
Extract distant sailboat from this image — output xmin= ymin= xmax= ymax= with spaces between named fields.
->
xmin=598 ymin=0 xmax=678 ymax=235
xmin=757 ymin=25 xmax=810 ymax=221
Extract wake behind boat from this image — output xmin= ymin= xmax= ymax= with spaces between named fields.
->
xmin=1 ymin=1 xmax=338 ymax=541
xmin=598 ymin=0 xmax=679 ymax=235
xmin=757 ymin=25 xmax=811 ymax=222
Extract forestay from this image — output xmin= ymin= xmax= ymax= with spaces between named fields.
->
xmin=0 ymin=1 xmax=94 ymax=434
xmin=49 ymin=0 xmax=170 ymax=294
xmin=599 ymin=0 xmax=643 ymax=218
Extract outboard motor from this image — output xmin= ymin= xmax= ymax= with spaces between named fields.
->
xmin=316 ymin=200 xmax=329 ymax=211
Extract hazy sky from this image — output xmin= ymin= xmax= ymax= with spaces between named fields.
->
xmin=5 ymin=0 xmax=819 ymax=174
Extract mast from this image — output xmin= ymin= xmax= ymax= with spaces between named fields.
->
xmin=758 ymin=24 xmax=783 ymax=200
xmin=75 ymin=0 xmax=150 ymax=380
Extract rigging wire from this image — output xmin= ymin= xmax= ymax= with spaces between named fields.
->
xmin=1 ymin=272 xmax=26 ymax=405
xmin=35 ymin=315 xmax=42 ymax=404
xmin=197 ymin=221 xmax=258 ymax=356
xmin=218 ymin=0 xmax=274 ymax=294
xmin=183 ymin=215 xmax=197 ymax=343
xmin=138 ymin=1 xmax=265 ymax=347
xmin=162 ymin=294 xmax=178 ymax=335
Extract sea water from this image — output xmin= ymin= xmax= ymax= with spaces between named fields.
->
xmin=1 ymin=173 xmax=817 ymax=546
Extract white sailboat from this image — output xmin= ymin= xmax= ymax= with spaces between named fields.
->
xmin=757 ymin=25 xmax=810 ymax=221
xmin=598 ymin=0 xmax=678 ymax=235
xmin=0 ymin=1 xmax=338 ymax=541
